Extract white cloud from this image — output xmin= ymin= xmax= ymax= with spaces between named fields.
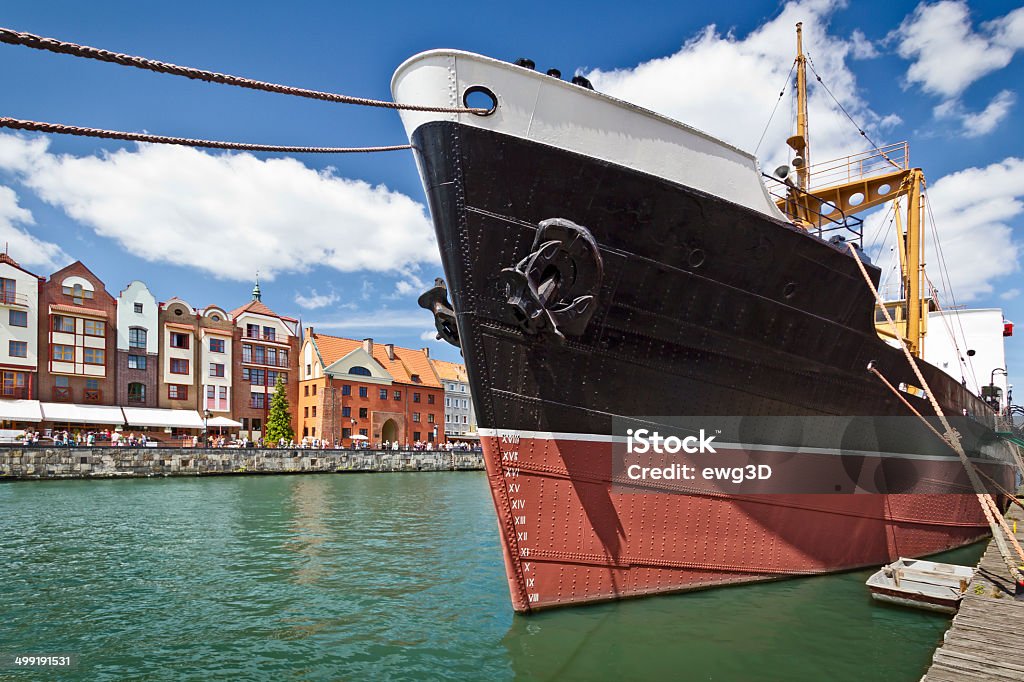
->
xmin=294 ymin=288 xmax=339 ymax=310
xmin=849 ymin=29 xmax=879 ymax=59
xmin=866 ymin=157 xmax=1023 ymax=302
xmin=0 ymin=185 xmax=71 ymax=273
xmin=0 ymin=134 xmax=438 ymax=281
xmin=586 ymin=0 xmax=898 ymax=170
xmin=420 ymin=330 xmax=442 ymax=342
xmin=893 ymin=1 xmax=1024 ymax=98
xmin=1001 ymin=288 xmax=1021 ymax=301
xmin=933 ymin=89 xmax=1015 ymax=137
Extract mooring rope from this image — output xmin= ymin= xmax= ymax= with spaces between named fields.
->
xmin=849 ymin=243 xmax=1024 ymax=580
xmin=0 ymin=27 xmax=487 ymax=115
xmin=0 ymin=116 xmax=410 ymax=153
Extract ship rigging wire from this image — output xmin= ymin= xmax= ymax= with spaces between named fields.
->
xmin=0 ymin=27 xmax=487 ymax=115
xmin=0 ymin=116 xmax=411 ymax=154
xmin=754 ymin=60 xmax=797 ymax=156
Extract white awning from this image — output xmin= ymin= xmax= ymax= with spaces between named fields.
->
xmin=122 ymin=407 xmax=206 ymax=429
xmin=207 ymin=416 xmax=242 ymax=427
xmin=0 ymin=399 xmax=43 ymax=423
xmin=40 ymin=402 xmax=125 ymax=425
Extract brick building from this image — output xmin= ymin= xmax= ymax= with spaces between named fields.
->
xmin=37 ymin=261 xmax=118 ymax=405
xmin=156 ymin=298 xmax=236 ymax=418
xmin=298 ymin=330 xmax=444 ymax=446
xmin=229 ymin=280 xmax=299 ymax=441
xmin=0 ymin=252 xmax=42 ymax=401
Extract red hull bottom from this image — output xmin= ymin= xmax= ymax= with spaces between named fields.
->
xmin=481 ymin=434 xmax=993 ymax=612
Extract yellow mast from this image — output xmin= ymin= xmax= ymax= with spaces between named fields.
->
xmin=788 ymin=22 xmax=810 ymax=191
xmin=779 ymin=23 xmax=928 ymax=356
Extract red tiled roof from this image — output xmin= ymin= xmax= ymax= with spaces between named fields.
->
xmin=430 ymin=359 xmax=468 ymax=383
xmin=228 ymin=299 xmax=298 ymax=323
xmin=312 ymin=332 xmax=442 ymax=388
xmin=50 ymin=303 xmax=108 ymax=319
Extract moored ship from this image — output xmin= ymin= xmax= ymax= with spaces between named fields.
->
xmin=393 ymin=25 xmax=1019 ymax=612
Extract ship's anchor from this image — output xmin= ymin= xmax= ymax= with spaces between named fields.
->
xmin=418 ymin=278 xmax=460 ymax=348
xmin=498 ymin=218 xmax=603 ymax=341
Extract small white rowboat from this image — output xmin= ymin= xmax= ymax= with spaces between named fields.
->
xmin=865 ymin=558 xmax=976 ymax=614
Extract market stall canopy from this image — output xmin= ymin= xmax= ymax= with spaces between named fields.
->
xmin=207 ymin=416 xmax=242 ymax=428
xmin=350 ymin=434 xmax=369 ymax=440
xmin=0 ymin=399 xmax=43 ymax=423
xmin=40 ymin=402 xmax=125 ymax=425
xmin=122 ymin=407 xmax=206 ymax=429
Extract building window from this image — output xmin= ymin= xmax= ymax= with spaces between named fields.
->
xmin=306 ymin=363 xmax=312 ymax=376
xmin=129 ymin=327 xmax=147 ymax=349
xmin=83 ymin=348 xmax=105 ymax=365
xmin=128 ymin=382 xmax=146 ymax=403
xmin=266 ymin=348 xmax=278 ymax=366
xmin=9 ymin=309 xmax=27 ymax=327
xmin=359 ymin=428 xmax=368 ymax=437
xmin=342 ymin=427 xmax=351 ymax=439
xmin=170 ymin=358 xmax=189 ymax=374
xmin=0 ymin=277 xmax=15 ymax=304
xmin=460 ymin=385 xmax=466 ymax=392
xmin=83 ymin=319 xmax=105 ymax=337
xmin=463 ymin=416 xmax=468 ymax=424
xmin=413 ymin=431 xmax=421 ymax=441
xmin=127 ymin=354 xmax=147 ymax=370
xmin=263 ymin=326 xmax=276 ymax=341
xmin=445 ymin=397 xmax=451 ymax=407
xmin=304 ymin=385 xmax=309 ymax=397
xmin=410 ymin=374 xmax=421 ymax=383
xmin=311 ymin=384 xmax=316 ymax=395
xmin=170 ymin=332 xmax=190 ymax=349
xmin=134 ymin=302 xmax=143 ymax=314
xmin=304 ymin=406 xmax=309 ymax=418
xmin=379 ymin=388 xmax=388 ymax=399
xmin=168 ymin=384 xmax=188 ymax=400
xmin=52 ymin=344 xmax=74 ymax=361
xmin=303 ymin=426 xmax=309 ymax=437
xmin=251 ymin=392 xmax=265 ymax=409
xmin=350 ymin=366 xmax=371 ymax=377
xmin=358 ymin=386 xmax=368 ymax=398
xmin=218 ymin=386 xmax=227 ymax=405
xmin=53 ymin=315 xmax=75 ymax=333
xmin=84 ymin=379 xmax=100 ymax=403
xmin=62 ymin=282 xmax=93 ymax=305
xmin=428 ymin=394 xmax=435 ymax=404
xmin=428 ymin=413 xmax=435 ymax=424
xmin=209 ymin=363 xmax=225 ymax=377
xmin=244 ymin=368 xmax=266 ymax=384
xmin=250 ymin=418 xmax=262 ymax=432
xmin=413 ymin=393 xmax=421 ymax=403
xmin=209 ymin=338 xmax=225 ymax=353
xmin=342 ymin=407 xmax=351 ymax=418
xmin=207 ymin=385 xmax=216 ymax=408
xmin=8 ymin=340 xmax=27 ymax=357
xmin=53 ymin=376 xmax=70 ymax=400
xmin=246 ymin=324 xmax=260 ymax=339
xmin=280 ymin=350 xmax=289 ymax=365
xmin=55 ymin=376 xmax=69 ymax=388
xmin=342 ymin=385 xmax=351 ymax=396
xmin=413 ymin=412 xmax=421 ymax=422
xmin=393 ymin=390 xmax=401 ymax=400
xmin=312 ymin=406 xmax=317 ymax=417
xmin=358 ymin=407 xmax=367 ymax=418
xmin=1 ymin=371 xmax=28 ymax=398
xmin=242 ymin=344 xmax=253 ymax=363
xmin=267 ymin=371 xmax=286 ymax=386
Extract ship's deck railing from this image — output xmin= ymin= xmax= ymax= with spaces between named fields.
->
xmin=806 ymin=142 xmax=909 ymax=191
xmin=762 ymin=174 xmax=864 ymax=247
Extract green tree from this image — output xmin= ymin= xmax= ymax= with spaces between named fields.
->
xmin=265 ymin=376 xmax=294 ymax=444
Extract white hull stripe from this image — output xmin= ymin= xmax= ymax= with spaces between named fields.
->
xmin=476 ymin=428 xmax=1009 ymax=465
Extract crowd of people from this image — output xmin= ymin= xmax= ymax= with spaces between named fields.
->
xmin=14 ymin=429 xmax=483 ymax=452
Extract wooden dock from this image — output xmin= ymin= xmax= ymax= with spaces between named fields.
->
xmin=922 ymin=501 xmax=1024 ymax=681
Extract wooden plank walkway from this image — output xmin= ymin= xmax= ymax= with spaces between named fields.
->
xmin=922 ymin=501 xmax=1024 ymax=681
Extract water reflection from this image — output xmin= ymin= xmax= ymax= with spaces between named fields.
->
xmin=285 ymin=476 xmax=331 ymax=586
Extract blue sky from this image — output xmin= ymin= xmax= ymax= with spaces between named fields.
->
xmin=0 ymin=0 xmax=1022 ymax=378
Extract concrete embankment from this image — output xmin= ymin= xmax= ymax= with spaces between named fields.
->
xmin=0 ymin=447 xmax=484 ymax=480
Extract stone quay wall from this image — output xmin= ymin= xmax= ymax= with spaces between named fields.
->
xmin=0 ymin=447 xmax=484 ymax=480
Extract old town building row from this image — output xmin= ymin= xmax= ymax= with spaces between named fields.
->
xmin=0 ymin=252 xmax=473 ymax=445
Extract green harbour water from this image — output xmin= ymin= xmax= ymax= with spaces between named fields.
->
xmin=0 ymin=473 xmax=985 ymax=681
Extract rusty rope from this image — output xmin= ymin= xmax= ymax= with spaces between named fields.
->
xmin=0 ymin=27 xmax=486 ymax=115
xmin=850 ymin=243 xmax=1024 ymax=580
xmin=0 ymin=116 xmax=410 ymax=154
